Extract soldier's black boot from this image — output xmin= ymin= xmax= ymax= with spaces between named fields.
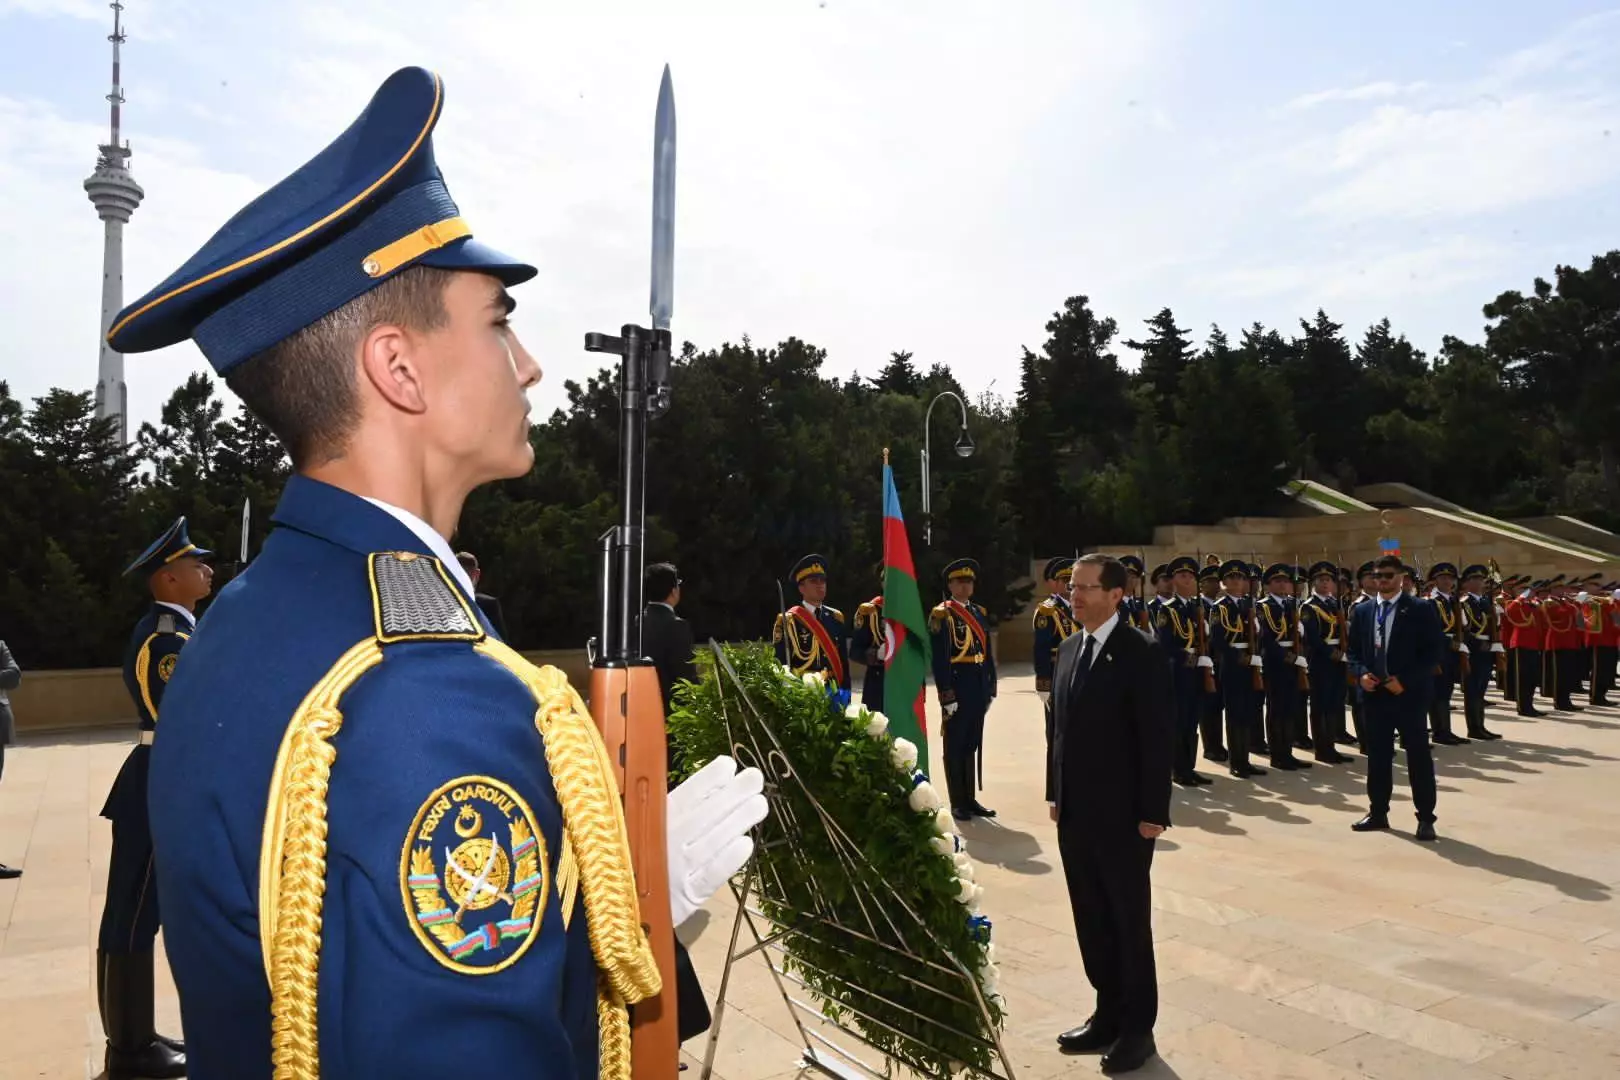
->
xmin=102 ymin=950 xmax=187 ymax=1079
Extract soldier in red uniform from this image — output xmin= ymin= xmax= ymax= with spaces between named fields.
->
xmin=1502 ymin=582 xmax=1545 ymax=717
xmin=1585 ymin=582 xmax=1618 ymax=707
xmin=1543 ymin=579 xmax=1584 ymax=711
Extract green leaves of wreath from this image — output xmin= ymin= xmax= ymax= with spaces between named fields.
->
xmin=669 ymin=642 xmax=1005 ymax=1078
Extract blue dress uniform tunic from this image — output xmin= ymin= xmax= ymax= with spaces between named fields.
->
xmin=1255 ymin=569 xmax=1308 ymax=770
xmin=150 ymin=477 xmax=611 ymax=1078
xmin=108 ymin=66 xmax=663 ymax=1080
xmin=930 ymin=559 xmax=997 ymax=818
xmin=773 ymin=556 xmax=849 ymax=688
xmin=1298 ymin=564 xmax=1348 ymax=761
xmin=1207 ymin=560 xmax=1262 ymax=777
xmin=850 ymin=595 xmax=885 ymax=710
xmin=1151 ymin=556 xmax=1206 ymax=782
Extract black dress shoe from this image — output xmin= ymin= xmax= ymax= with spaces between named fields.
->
xmin=0 ymin=863 xmax=20 ymax=880
xmin=1518 ymin=707 xmax=1543 ymax=717
xmin=1335 ymin=734 xmax=1358 ymax=746
xmin=1467 ymin=728 xmax=1502 ymax=740
xmin=970 ymin=802 xmax=996 ymax=818
xmin=1190 ymin=771 xmax=1213 ymax=784
xmin=1204 ymin=748 xmax=1229 ymax=763
xmin=1314 ymin=751 xmax=1353 ymax=764
xmin=1433 ymin=733 xmax=1468 ymax=745
xmin=1415 ymin=821 xmax=1438 ymax=842
xmin=1057 ymin=1019 xmax=1118 ymax=1054
xmin=1174 ymin=774 xmax=1200 ymax=787
xmin=1351 ymin=814 xmax=1390 ymax=832
xmin=951 ymin=808 xmax=972 ymax=822
xmin=1230 ymin=764 xmax=1267 ymax=778
xmin=1101 ymin=1032 xmax=1157 ymax=1074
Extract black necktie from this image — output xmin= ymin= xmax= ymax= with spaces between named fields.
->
xmin=1074 ymin=634 xmax=1097 ymax=694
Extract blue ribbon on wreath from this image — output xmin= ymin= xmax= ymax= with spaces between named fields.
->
xmin=968 ymin=915 xmax=992 ymax=944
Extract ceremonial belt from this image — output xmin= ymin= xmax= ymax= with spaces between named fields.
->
xmin=945 ymin=599 xmax=988 ymax=652
xmin=790 ymin=605 xmax=846 ymax=686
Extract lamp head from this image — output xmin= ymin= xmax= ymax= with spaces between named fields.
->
xmin=953 ymin=429 xmax=974 ymax=459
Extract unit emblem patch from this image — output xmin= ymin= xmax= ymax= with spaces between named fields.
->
xmin=401 ymin=776 xmax=548 ymax=974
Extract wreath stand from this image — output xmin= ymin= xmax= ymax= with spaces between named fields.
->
xmin=692 ymin=644 xmax=1018 ymax=1080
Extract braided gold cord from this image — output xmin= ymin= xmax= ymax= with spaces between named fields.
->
xmin=475 ymin=640 xmax=662 ymax=1006
xmin=261 ymin=640 xmax=384 ymax=1080
xmin=597 ymin=980 xmax=633 ymax=1080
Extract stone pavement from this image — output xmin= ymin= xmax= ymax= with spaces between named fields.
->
xmin=3 ymin=667 xmax=1619 ymax=1078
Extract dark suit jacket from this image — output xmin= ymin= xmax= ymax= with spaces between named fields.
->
xmin=642 ymin=602 xmax=698 ymax=710
xmin=1345 ymin=592 xmax=1441 ymax=707
xmin=1046 ymin=621 xmax=1174 ymax=838
xmin=474 ymin=591 xmax=508 ymax=641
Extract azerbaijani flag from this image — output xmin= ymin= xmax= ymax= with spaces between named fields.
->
xmin=881 ymin=455 xmax=932 ymax=771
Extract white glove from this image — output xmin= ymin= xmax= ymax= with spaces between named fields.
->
xmin=1579 ymin=591 xmax=1590 ymax=603
xmin=1196 ymin=655 xmax=1214 ymax=669
xmin=667 ymin=755 xmax=768 ymax=928
xmin=1250 ymin=655 xmax=1263 ymax=668
xmin=1294 ymin=655 xmax=1308 ymax=669
xmin=1455 ymin=641 xmax=1467 ymax=652
xmin=1037 ymin=691 xmax=1050 ymax=704
xmin=943 ymin=702 xmax=959 ymax=717
xmin=1491 ymin=643 xmax=1506 ymax=654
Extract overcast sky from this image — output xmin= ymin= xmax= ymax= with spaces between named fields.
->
xmin=2 ymin=0 xmax=1617 ymax=437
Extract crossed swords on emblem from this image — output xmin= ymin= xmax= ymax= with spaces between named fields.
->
xmin=445 ymin=833 xmax=514 ymax=918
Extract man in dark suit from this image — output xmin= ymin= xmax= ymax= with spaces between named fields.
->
xmin=1046 ymin=553 xmax=1174 ymax=1075
xmin=455 ymin=550 xmax=509 ymax=640
xmin=1346 ymin=553 xmax=1443 ymax=841
xmin=642 ymin=561 xmax=699 ymax=714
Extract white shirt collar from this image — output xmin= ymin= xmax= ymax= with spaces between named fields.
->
xmin=1082 ymin=611 xmax=1120 ymax=653
xmin=156 ymin=601 xmax=196 ymax=629
xmin=361 ymin=496 xmax=478 ymax=599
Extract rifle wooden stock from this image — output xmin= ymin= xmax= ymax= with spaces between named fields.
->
xmin=591 ymin=664 xmax=679 ymax=1078
xmin=1194 ymin=600 xmax=1216 ymax=694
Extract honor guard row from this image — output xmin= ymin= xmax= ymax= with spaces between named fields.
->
xmin=105 ymin=65 xmax=766 ymax=1078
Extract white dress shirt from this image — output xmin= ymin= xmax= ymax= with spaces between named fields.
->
xmin=361 ymin=496 xmax=478 ymax=600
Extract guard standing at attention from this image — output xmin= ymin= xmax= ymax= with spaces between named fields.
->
xmin=850 ymin=570 xmax=886 ymax=710
xmin=1459 ymin=565 xmax=1503 ymax=739
xmin=1155 ymin=555 xmax=1213 ymax=785
xmin=774 ymin=554 xmax=850 ymax=689
xmin=1118 ymin=555 xmax=1148 ymax=630
xmin=1256 ymin=564 xmax=1310 ymax=771
xmin=1298 ymin=560 xmax=1353 ymax=764
xmin=1208 ymin=559 xmax=1265 ymax=779
xmin=1033 ymin=556 xmax=1076 ymax=704
xmin=931 ymin=558 xmax=997 ymax=821
xmin=1425 ymin=563 xmax=1470 ymax=745
xmin=1503 ymin=580 xmax=1546 ymax=716
xmin=109 ymin=67 xmax=767 ymax=1077
xmin=100 ymin=517 xmax=211 ymax=1079
xmin=1196 ymin=563 xmax=1227 ymax=763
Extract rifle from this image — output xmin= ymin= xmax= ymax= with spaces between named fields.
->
xmin=1293 ymin=553 xmax=1309 ymax=691
xmin=583 ymin=66 xmax=679 ymax=1079
xmin=1195 ymin=549 xmax=1215 ymax=693
xmin=1454 ymin=554 xmax=1471 ymax=678
xmin=1247 ymin=551 xmax=1264 ymax=692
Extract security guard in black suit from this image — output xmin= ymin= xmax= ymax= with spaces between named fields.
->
xmin=931 ymin=558 xmax=997 ymax=820
xmin=100 ymin=517 xmax=211 ymax=1079
xmin=851 ymin=570 xmax=887 ymax=711
xmin=773 ymin=554 xmax=850 ymax=688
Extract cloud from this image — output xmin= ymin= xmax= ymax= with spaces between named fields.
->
xmin=1281 ymin=80 xmax=1429 ymax=113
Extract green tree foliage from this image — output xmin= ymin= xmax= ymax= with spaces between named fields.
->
xmin=5 ymin=251 xmax=1617 ymax=665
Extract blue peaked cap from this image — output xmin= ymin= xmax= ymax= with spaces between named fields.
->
xmin=105 ymin=67 xmax=536 ymax=375
xmin=125 ymin=516 xmax=213 ymax=578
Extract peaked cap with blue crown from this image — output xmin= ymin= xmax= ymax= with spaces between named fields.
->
xmin=105 ymin=67 xmax=536 ymax=375
xmin=124 ymin=516 xmax=213 ymax=578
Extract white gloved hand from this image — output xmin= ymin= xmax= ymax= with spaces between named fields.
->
xmin=1456 ymin=641 xmax=1467 ymax=652
xmin=1250 ymin=655 xmax=1263 ymax=668
xmin=1196 ymin=655 xmax=1214 ymax=669
xmin=1578 ymin=591 xmax=1591 ymax=603
xmin=1490 ymin=642 xmax=1506 ymax=654
xmin=1295 ymin=655 xmax=1309 ymax=669
xmin=667 ymin=755 xmax=768 ymax=928
xmin=943 ymin=702 xmax=959 ymax=717
xmin=1037 ymin=691 xmax=1051 ymax=704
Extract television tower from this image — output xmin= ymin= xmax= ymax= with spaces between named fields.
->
xmin=84 ymin=1 xmax=144 ymax=446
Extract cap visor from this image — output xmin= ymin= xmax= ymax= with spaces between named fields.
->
xmin=416 ymin=237 xmax=537 ymax=286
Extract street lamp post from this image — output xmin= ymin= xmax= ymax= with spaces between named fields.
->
xmin=921 ymin=390 xmax=974 ymax=547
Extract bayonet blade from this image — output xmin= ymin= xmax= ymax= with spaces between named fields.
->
xmin=239 ymin=497 xmax=251 ymax=564
xmin=649 ymin=64 xmax=676 ymax=330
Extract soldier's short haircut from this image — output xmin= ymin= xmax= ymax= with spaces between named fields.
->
xmin=224 ymin=265 xmax=456 ymax=470
xmin=645 ymin=562 xmax=680 ymax=602
xmin=1076 ymin=552 xmax=1128 ymax=592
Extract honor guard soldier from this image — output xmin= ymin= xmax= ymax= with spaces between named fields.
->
xmin=1459 ymin=565 xmax=1503 ymax=739
xmin=1504 ymin=580 xmax=1546 ymax=716
xmin=1118 ymin=555 xmax=1148 ymax=630
xmin=1299 ymin=560 xmax=1353 ymax=763
xmin=1208 ymin=559 xmax=1265 ymax=778
xmin=1425 ymin=563 xmax=1470 ymax=745
xmin=1586 ymin=583 xmax=1619 ymax=706
xmin=774 ymin=554 xmax=850 ymax=689
xmin=850 ymin=569 xmax=886 ymax=710
xmin=1032 ymin=556 xmax=1076 ymax=702
xmin=98 ymin=518 xmax=209 ymax=1079
xmin=931 ymin=558 xmax=997 ymax=820
xmin=1149 ymin=563 xmax=1174 ymax=607
xmin=1544 ymin=577 xmax=1583 ymax=710
xmin=1196 ymin=563 xmax=1227 ymax=763
xmin=109 ymin=67 xmax=765 ymax=1077
xmin=1256 ymin=564 xmax=1311 ymax=770
xmin=1155 ymin=555 xmax=1213 ymax=785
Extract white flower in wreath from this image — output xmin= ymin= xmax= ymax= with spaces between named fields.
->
xmin=932 ymin=807 xmax=957 ymax=837
xmin=865 ymin=711 xmax=889 ymax=738
xmin=953 ymin=853 xmax=974 ymax=880
xmin=908 ymin=780 xmax=943 ymax=814
xmin=890 ymin=737 xmax=919 ymax=772
xmin=931 ymin=836 xmax=955 ymax=856
xmin=843 ymin=702 xmax=865 ymax=722
xmin=801 ymin=671 xmax=826 ymax=688
xmin=984 ymin=942 xmax=998 ymax=964
xmin=981 ymin=961 xmax=1000 ymax=995
xmin=957 ymin=879 xmax=976 ymax=903
xmin=966 ymin=884 xmax=985 ymax=914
